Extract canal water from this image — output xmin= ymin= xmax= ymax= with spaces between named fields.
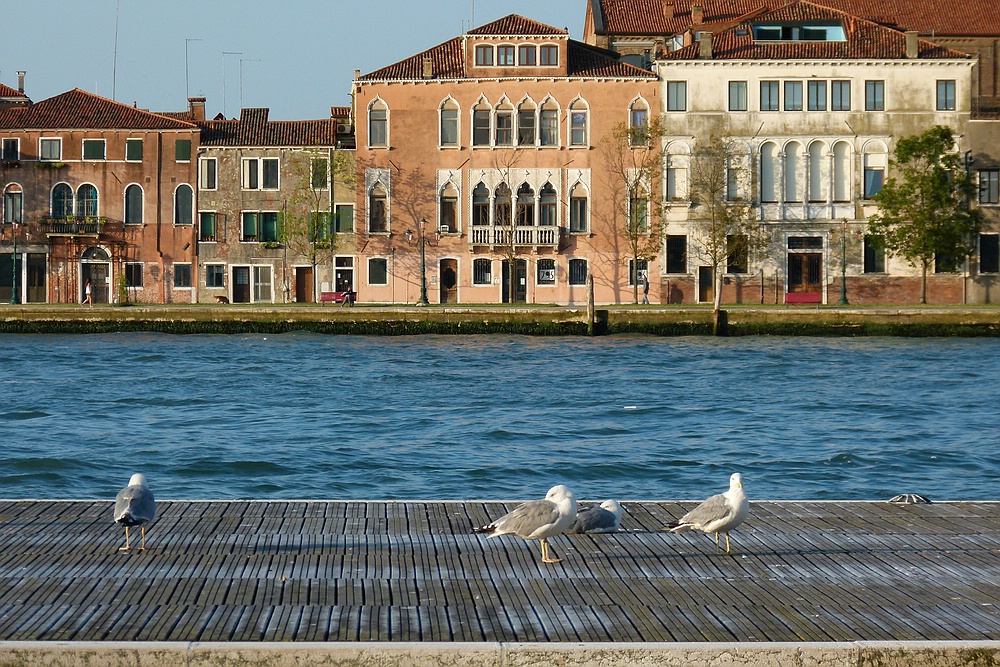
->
xmin=0 ymin=333 xmax=996 ymax=502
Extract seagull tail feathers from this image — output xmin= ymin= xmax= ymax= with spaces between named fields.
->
xmin=473 ymin=523 xmax=496 ymax=535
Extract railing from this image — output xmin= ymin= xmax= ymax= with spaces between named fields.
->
xmin=38 ymin=216 xmax=114 ymax=236
xmin=469 ymin=225 xmax=560 ymax=247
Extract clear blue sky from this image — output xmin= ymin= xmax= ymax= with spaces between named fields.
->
xmin=5 ymin=0 xmax=586 ymax=120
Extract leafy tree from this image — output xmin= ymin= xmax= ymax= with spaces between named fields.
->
xmin=868 ymin=125 xmax=981 ymax=303
xmin=689 ymin=137 xmax=768 ymax=318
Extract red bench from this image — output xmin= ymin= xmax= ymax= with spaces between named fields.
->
xmin=320 ymin=290 xmax=356 ymax=306
xmin=784 ymin=292 xmax=822 ymax=304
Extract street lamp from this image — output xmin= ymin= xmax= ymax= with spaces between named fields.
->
xmin=836 ymin=219 xmax=848 ymax=305
xmin=9 ymin=220 xmax=18 ymax=305
xmin=417 ymin=218 xmax=429 ymax=306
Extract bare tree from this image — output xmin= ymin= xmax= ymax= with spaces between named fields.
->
xmin=490 ymin=148 xmax=526 ymax=304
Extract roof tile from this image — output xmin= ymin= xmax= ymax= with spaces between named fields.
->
xmin=0 ymin=89 xmax=195 ymax=130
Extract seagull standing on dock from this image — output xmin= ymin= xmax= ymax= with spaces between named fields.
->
xmin=474 ymin=485 xmax=577 ymax=564
xmin=570 ymin=499 xmax=623 ymax=534
xmin=114 ymin=473 xmax=156 ymax=552
xmin=663 ymin=473 xmax=748 ymax=554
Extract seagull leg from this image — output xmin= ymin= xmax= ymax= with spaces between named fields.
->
xmin=724 ymin=532 xmax=732 ymax=554
xmin=541 ymin=538 xmax=562 ymax=564
xmin=140 ymin=526 xmax=147 ymax=551
xmin=714 ymin=532 xmax=721 ymax=554
xmin=119 ymin=526 xmax=131 ymax=552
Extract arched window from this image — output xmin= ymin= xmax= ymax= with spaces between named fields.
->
xmin=3 ymin=184 xmax=22 ymax=224
xmin=368 ymin=99 xmax=388 ymax=148
xmin=808 ymin=142 xmax=826 ymax=202
xmin=494 ymin=183 xmax=512 ymax=227
xmin=472 ymin=182 xmax=490 ymax=226
xmin=472 ymin=99 xmax=491 ymax=147
xmin=440 ymin=98 xmax=459 ymax=147
xmin=569 ymin=183 xmax=589 ymax=233
xmin=517 ymin=99 xmax=536 ymax=146
xmin=516 ymin=183 xmax=535 ymax=226
xmin=368 ymin=182 xmax=388 ymax=232
xmin=495 ymin=99 xmax=514 ymax=147
xmin=784 ymin=142 xmax=803 ymax=202
xmin=629 ymin=98 xmax=650 ymax=147
xmin=629 ymin=185 xmax=649 ymax=233
xmin=539 ymin=183 xmax=557 ymax=226
xmin=77 ymin=184 xmax=98 ymax=217
xmin=124 ymin=184 xmax=143 ymax=225
xmin=174 ymin=184 xmax=193 ymax=225
xmin=439 ymin=182 xmax=458 ymax=232
xmin=833 ymin=141 xmax=852 ymax=202
xmin=569 ymin=98 xmax=588 ymax=147
xmin=863 ymin=140 xmax=888 ymax=199
xmin=539 ymin=98 xmax=560 ymax=147
xmin=760 ymin=142 xmax=778 ymax=203
xmin=52 ymin=183 xmax=73 ymax=218
xmin=666 ymin=141 xmax=691 ymax=201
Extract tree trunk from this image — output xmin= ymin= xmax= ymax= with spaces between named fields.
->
xmin=920 ymin=261 xmax=928 ymax=304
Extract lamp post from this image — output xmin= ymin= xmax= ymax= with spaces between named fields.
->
xmin=9 ymin=221 xmax=18 ymax=305
xmin=837 ymin=219 xmax=848 ymax=305
xmin=417 ymin=218 xmax=429 ymax=306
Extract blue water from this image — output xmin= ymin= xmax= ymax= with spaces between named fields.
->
xmin=0 ymin=333 xmax=996 ymax=502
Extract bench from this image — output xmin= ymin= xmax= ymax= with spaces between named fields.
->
xmin=320 ymin=290 xmax=356 ymax=306
xmin=784 ymin=292 xmax=822 ymax=305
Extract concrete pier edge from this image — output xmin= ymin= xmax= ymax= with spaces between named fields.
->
xmin=2 ymin=640 xmax=1000 ymax=666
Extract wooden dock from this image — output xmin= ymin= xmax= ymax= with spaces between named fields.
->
xmin=1 ymin=499 xmax=998 ymax=643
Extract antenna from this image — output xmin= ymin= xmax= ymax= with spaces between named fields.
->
xmin=112 ymin=0 xmax=120 ymax=100
xmin=185 ymin=38 xmax=203 ymax=99
xmin=222 ymin=51 xmax=241 ymax=117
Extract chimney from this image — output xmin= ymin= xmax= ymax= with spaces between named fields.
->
xmin=663 ymin=0 xmax=674 ymax=19
xmin=692 ymin=5 xmax=704 ymax=24
xmin=16 ymin=70 xmax=25 ymax=93
xmin=188 ymin=97 xmax=206 ymax=121
xmin=905 ymin=30 xmax=919 ymax=59
xmin=699 ymin=32 xmax=713 ymax=59
xmin=683 ymin=30 xmax=694 ymax=47
xmin=422 ymin=57 xmax=433 ymax=79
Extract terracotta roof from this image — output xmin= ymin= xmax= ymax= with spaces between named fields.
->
xmin=662 ymin=1 xmax=970 ymax=60
xmin=0 ymin=83 xmax=28 ymax=100
xmin=0 ymin=89 xmax=195 ymax=130
xmin=197 ymin=108 xmax=339 ymax=146
xmin=468 ymin=14 xmax=568 ymax=36
xmin=596 ymin=0 xmax=1000 ymax=37
xmin=359 ymin=14 xmax=655 ymax=81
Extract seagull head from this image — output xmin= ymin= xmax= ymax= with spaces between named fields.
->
xmin=730 ymin=473 xmax=743 ymax=491
xmin=600 ymin=499 xmax=623 ymax=518
xmin=546 ymin=485 xmax=577 ymax=510
xmin=128 ymin=473 xmax=148 ymax=488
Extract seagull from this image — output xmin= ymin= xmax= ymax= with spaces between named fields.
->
xmin=663 ymin=473 xmax=748 ymax=554
xmin=569 ymin=499 xmax=623 ymax=534
xmin=474 ymin=485 xmax=577 ymax=564
xmin=114 ymin=473 xmax=156 ymax=552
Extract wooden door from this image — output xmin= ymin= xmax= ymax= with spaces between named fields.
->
xmin=698 ymin=266 xmax=714 ymax=303
xmin=295 ymin=267 xmax=313 ymax=303
xmin=788 ymin=253 xmax=822 ymax=293
xmin=232 ymin=266 xmax=251 ymax=303
xmin=439 ymin=259 xmax=458 ymax=304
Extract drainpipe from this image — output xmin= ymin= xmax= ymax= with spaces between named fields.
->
xmin=157 ymin=133 xmax=164 ymax=303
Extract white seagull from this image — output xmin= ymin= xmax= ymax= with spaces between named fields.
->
xmin=664 ymin=473 xmax=748 ymax=554
xmin=569 ymin=499 xmax=623 ymax=534
xmin=114 ymin=473 xmax=157 ymax=552
xmin=475 ymin=485 xmax=577 ymax=564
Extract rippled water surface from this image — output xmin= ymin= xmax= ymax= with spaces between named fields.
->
xmin=1 ymin=333 xmax=997 ymax=501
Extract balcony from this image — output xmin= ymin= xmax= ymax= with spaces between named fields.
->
xmin=39 ymin=216 xmax=113 ymax=237
xmin=469 ymin=225 xmax=560 ymax=249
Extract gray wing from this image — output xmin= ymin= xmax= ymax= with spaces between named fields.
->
xmin=491 ymin=499 xmax=560 ymax=539
xmin=570 ymin=507 xmax=618 ymax=533
xmin=676 ymin=492 xmax=730 ymax=528
xmin=114 ymin=486 xmax=156 ymax=525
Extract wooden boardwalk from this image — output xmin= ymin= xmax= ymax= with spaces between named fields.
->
xmin=0 ymin=499 xmax=998 ymax=643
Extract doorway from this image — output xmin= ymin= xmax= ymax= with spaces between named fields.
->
xmin=295 ymin=266 xmax=313 ymax=303
xmin=81 ymin=247 xmax=111 ymax=304
xmin=698 ymin=266 xmax=714 ymax=304
xmin=788 ymin=253 xmax=822 ymax=294
xmin=501 ymin=259 xmax=527 ymax=303
xmin=232 ymin=266 xmax=251 ymax=303
xmin=439 ymin=259 xmax=458 ymax=304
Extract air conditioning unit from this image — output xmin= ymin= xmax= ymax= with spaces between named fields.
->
xmin=336 ymin=123 xmax=352 ymax=134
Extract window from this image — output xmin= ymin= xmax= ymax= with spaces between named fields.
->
xmin=368 ymin=184 xmax=388 ymax=233
xmin=2 ymin=138 xmax=18 ymax=161
xmin=473 ymin=105 xmax=491 ymax=146
xmin=784 ymin=81 xmax=803 ymax=111
xmin=760 ymin=81 xmax=779 ymax=111
xmin=241 ymin=211 xmax=279 ymax=242
xmin=494 ymin=183 xmax=512 ymax=227
xmin=174 ymin=184 xmax=193 ymax=224
xmin=570 ymin=103 xmax=588 ymax=146
xmin=497 ymin=45 xmax=515 ymax=66
xmin=124 ymin=184 xmax=143 ymax=225
xmin=629 ymin=258 xmax=648 ymax=286
xmin=440 ymin=100 xmax=459 ymax=147
xmin=864 ymin=166 xmax=883 ymax=199
xmin=52 ymin=183 xmax=73 ymax=217
xmin=667 ymin=81 xmax=687 ymax=111
xmin=199 ymin=212 xmax=217 ymax=241
xmin=729 ymin=81 xmax=747 ymax=111
xmin=540 ymin=45 xmax=558 ymax=66
xmin=369 ymin=257 xmax=388 ymax=285
xmin=472 ymin=183 xmax=489 ymax=225
xmin=173 ymin=263 xmax=192 ymax=288
xmin=475 ymin=45 xmax=494 ymax=66
xmin=539 ymin=105 xmax=559 ymax=146
xmin=568 ymin=258 xmax=588 ymax=285
xmin=981 ymin=170 xmax=1000 ymax=204
xmin=808 ymin=81 xmax=827 ymax=111
xmin=831 ymin=80 xmax=851 ymax=111
xmin=516 ymin=184 xmax=534 ymax=226
xmin=666 ymin=235 xmax=687 ymax=273
xmin=473 ymin=258 xmax=492 ymax=285
xmin=537 ymin=258 xmax=556 ymax=285
xmin=539 ymin=184 xmax=557 ymax=226
xmin=309 ymin=211 xmax=331 ymax=242
xmin=726 ymin=234 xmax=749 ymax=273
xmin=495 ymin=104 xmax=514 ymax=146
xmin=833 ymin=142 xmax=851 ymax=202
xmin=311 ymin=158 xmax=328 ymax=189
xmin=936 ymin=80 xmax=956 ymax=111
xmin=77 ymin=184 xmax=98 ymax=217
xmin=629 ymin=188 xmax=648 ymax=233
xmin=125 ymin=138 xmax=143 ymax=162
xmin=206 ymin=265 xmax=225 ymax=288
xmin=935 ymin=251 xmax=960 ymax=273
xmin=784 ymin=142 xmax=803 ymax=202
xmin=864 ymin=235 xmax=885 ymax=273
xmin=980 ymin=234 xmax=1000 ymax=273
xmin=83 ymin=139 xmax=106 ymax=160
xmin=334 ymin=204 xmax=354 ymax=233
xmin=865 ymin=80 xmax=884 ymax=111
xmin=125 ymin=263 xmax=144 ymax=288
xmin=518 ymin=105 xmax=536 ymax=145
xmin=439 ymin=188 xmax=458 ymax=233
xmin=40 ymin=138 xmax=61 ymax=161
xmin=519 ymin=45 xmax=536 ymax=65
xmin=569 ymin=188 xmax=588 ymax=233
xmin=199 ymin=157 xmax=217 ymax=190
xmin=726 ymin=160 xmax=740 ymax=201
xmin=629 ymin=102 xmax=649 ymax=147
xmin=242 ymin=157 xmax=279 ymax=190
xmin=175 ymin=139 xmax=191 ymax=162
xmin=3 ymin=187 xmax=22 ymax=224
xmin=369 ymin=100 xmax=388 ymax=147
xmin=760 ymin=142 xmax=778 ymax=202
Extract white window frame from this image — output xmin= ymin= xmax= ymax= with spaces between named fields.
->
xmin=241 ymin=157 xmax=279 ymax=190
xmin=125 ymin=138 xmax=143 ymax=162
xmin=39 ymin=137 xmax=62 ymax=161
xmin=199 ymin=157 xmax=218 ymax=190
xmin=173 ymin=262 xmax=193 ymax=289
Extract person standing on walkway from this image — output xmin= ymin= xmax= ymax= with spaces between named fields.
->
xmin=642 ymin=273 xmax=650 ymax=305
xmin=83 ymin=279 xmax=93 ymax=306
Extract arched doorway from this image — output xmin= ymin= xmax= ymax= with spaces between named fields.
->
xmin=440 ymin=259 xmax=458 ymax=303
xmin=81 ymin=246 xmax=111 ymax=304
